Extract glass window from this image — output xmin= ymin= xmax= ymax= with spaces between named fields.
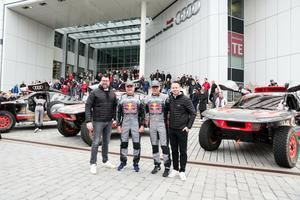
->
xmin=79 ymin=42 xmax=85 ymax=56
xmin=89 ymin=47 xmax=94 ymax=59
xmin=231 ymin=0 xmax=244 ymax=19
xmin=66 ymin=64 xmax=74 ymax=76
xmin=228 ymin=0 xmax=244 ymax=88
xmin=52 ymin=61 xmax=61 ymax=79
xmin=118 ymin=47 xmax=124 ymax=64
xmin=67 ymin=38 xmax=75 ymax=52
xmin=54 ymin=32 xmax=63 ymax=48
xmin=96 ymin=46 xmax=139 ymax=71
xmin=112 ymin=48 xmax=118 ymax=64
xmin=106 ymin=49 xmax=112 ymax=64
xmin=232 ymin=17 xmax=244 ymax=34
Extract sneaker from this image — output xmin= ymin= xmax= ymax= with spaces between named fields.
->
xmin=133 ymin=164 xmax=140 ymax=172
xmin=117 ymin=163 xmax=126 ymax=171
xmin=102 ymin=161 xmax=116 ymax=169
xmin=151 ymin=165 xmax=161 ymax=174
xmin=168 ymin=170 xmax=179 ymax=178
xmin=90 ymin=164 xmax=97 ymax=174
xmin=34 ymin=128 xmax=39 ymax=133
xmin=179 ymin=172 xmax=187 ymax=181
xmin=162 ymin=168 xmax=170 ymax=177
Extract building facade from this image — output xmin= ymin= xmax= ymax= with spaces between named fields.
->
xmin=0 ymin=0 xmax=300 ymax=91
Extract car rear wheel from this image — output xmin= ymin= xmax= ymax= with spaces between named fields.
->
xmin=273 ymin=126 xmax=299 ymax=168
xmin=81 ymin=122 xmax=102 ymax=146
xmin=0 ymin=111 xmax=16 ymax=133
xmin=57 ymin=118 xmax=80 ymax=137
xmin=199 ymin=120 xmax=221 ymax=151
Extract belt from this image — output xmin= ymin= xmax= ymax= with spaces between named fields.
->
xmin=37 ymin=103 xmax=43 ymax=106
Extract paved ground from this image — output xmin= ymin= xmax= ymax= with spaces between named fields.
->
xmin=3 ymin=122 xmax=300 ymax=173
xmin=1 ymin=140 xmax=300 ymax=200
xmin=1 ymin=123 xmax=300 ymax=200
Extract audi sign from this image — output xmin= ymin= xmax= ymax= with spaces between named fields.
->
xmin=175 ymin=0 xmax=201 ymax=25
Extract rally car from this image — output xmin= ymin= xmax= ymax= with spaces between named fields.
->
xmin=199 ymin=81 xmax=300 ymax=168
xmin=0 ymin=82 xmax=82 ymax=133
xmin=56 ymin=80 xmax=144 ymax=146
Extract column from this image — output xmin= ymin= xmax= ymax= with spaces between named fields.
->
xmin=74 ymin=39 xmax=79 ymax=73
xmin=139 ymin=0 xmax=146 ymax=78
xmin=84 ymin=43 xmax=89 ymax=72
xmin=93 ymin=48 xmax=98 ymax=73
xmin=61 ymin=33 xmax=68 ymax=78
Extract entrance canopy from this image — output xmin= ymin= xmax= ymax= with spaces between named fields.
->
xmin=7 ymin=0 xmax=175 ymax=50
xmin=7 ymin=0 xmax=175 ymax=28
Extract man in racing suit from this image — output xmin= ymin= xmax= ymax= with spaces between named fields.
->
xmin=144 ymin=80 xmax=171 ymax=177
xmin=34 ymin=95 xmax=46 ymax=133
xmin=117 ymin=81 xmax=145 ymax=172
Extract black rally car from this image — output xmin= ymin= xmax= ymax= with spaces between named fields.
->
xmin=0 ymin=82 xmax=82 ymax=133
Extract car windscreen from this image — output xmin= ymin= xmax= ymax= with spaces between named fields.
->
xmin=232 ymin=94 xmax=284 ymax=110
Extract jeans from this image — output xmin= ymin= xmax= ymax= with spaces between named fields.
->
xmin=90 ymin=121 xmax=112 ymax=165
xmin=34 ymin=106 xmax=44 ymax=128
xmin=169 ymin=128 xmax=188 ymax=172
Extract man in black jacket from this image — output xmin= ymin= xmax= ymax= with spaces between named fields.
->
xmin=167 ymin=81 xmax=196 ymax=181
xmin=85 ymin=76 xmax=117 ymax=174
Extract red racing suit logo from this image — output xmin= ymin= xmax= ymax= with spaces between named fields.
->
xmin=123 ymin=102 xmax=138 ymax=114
xmin=149 ymin=101 xmax=162 ymax=114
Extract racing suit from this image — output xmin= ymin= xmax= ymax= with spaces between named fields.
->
xmin=144 ymin=93 xmax=171 ymax=169
xmin=34 ymin=97 xmax=46 ymax=129
xmin=117 ymin=93 xmax=145 ymax=166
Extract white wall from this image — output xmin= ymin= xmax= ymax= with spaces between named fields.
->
xmin=1 ymin=8 xmax=54 ymax=91
xmin=244 ymin=0 xmax=300 ymax=87
xmin=145 ymin=0 xmax=228 ymax=83
xmin=53 ymin=47 xmax=63 ymax=62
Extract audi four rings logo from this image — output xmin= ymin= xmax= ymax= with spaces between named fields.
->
xmin=32 ymin=85 xmax=44 ymax=90
xmin=175 ymin=0 xmax=201 ymax=25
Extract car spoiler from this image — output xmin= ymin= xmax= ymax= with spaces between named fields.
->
xmin=27 ymin=82 xmax=62 ymax=93
xmin=218 ymin=80 xmax=248 ymax=94
xmin=28 ymin=82 xmax=50 ymax=91
xmin=287 ymin=84 xmax=300 ymax=92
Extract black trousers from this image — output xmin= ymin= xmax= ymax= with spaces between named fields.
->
xmin=169 ymin=128 xmax=188 ymax=172
xmin=199 ymin=109 xmax=206 ymax=119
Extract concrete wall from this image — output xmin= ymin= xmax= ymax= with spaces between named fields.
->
xmin=244 ymin=0 xmax=300 ymax=87
xmin=145 ymin=0 xmax=228 ymax=83
xmin=1 ymin=8 xmax=54 ymax=90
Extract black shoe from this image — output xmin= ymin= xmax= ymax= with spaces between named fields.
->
xmin=151 ymin=165 xmax=161 ymax=174
xmin=162 ymin=168 xmax=170 ymax=177
xmin=133 ymin=164 xmax=140 ymax=172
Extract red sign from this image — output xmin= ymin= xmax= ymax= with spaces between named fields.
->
xmin=228 ymin=32 xmax=244 ymax=57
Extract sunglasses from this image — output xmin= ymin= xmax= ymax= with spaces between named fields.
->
xmin=126 ymin=85 xmax=133 ymax=88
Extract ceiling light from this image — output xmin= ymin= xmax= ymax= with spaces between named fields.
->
xmin=22 ymin=6 xmax=33 ymax=9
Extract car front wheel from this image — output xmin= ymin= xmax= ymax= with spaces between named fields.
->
xmin=57 ymin=118 xmax=80 ymax=137
xmin=0 ymin=111 xmax=16 ymax=133
xmin=199 ymin=120 xmax=221 ymax=151
xmin=273 ymin=126 xmax=299 ymax=168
